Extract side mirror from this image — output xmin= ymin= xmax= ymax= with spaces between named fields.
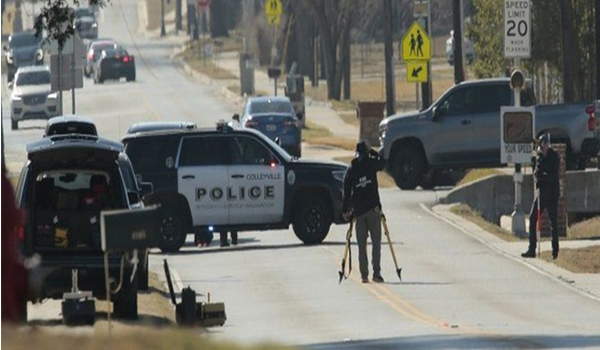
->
xmin=232 ymin=113 xmax=240 ymax=121
xmin=2 ymin=45 xmax=7 ymax=52
xmin=274 ymin=137 xmax=281 ymax=145
xmin=7 ymin=82 xmax=13 ymax=89
xmin=139 ymin=182 xmax=154 ymax=197
xmin=127 ymin=191 xmax=140 ymax=205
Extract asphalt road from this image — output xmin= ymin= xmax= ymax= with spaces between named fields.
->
xmin=3 ymin=0 xmax=600 ymax=349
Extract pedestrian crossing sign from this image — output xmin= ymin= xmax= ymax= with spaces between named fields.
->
xmin=401 ymin=21 xmax=431 ymax=61
xmin=265 ymin=0 xmax=283 ymax=25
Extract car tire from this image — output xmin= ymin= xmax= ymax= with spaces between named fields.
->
xmin=158 ymin=206 xmax=187 ymax=253
xmin=292 ymin=195 xmax=332 ymax=245
xmin=392 ymin=145 xmax=426 ymax=190
xmin=11 ymin=118 xmax=18 ymax=130
xmin=113 ymin=270 xmax=138 ymax=320
xmin=126 ymin=72 xmax=136 ymax=82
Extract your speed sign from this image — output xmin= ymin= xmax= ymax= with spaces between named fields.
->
xmin=504 ymin=0 xmax=530 ymax=58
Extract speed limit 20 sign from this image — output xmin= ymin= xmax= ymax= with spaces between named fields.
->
xmin=504 ymin=0 xmax=530 ymax=58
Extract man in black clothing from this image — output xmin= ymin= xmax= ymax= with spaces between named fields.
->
xmin=342 ymin=141 xmax=386 ymax=283
xmin=522 ymin=134 xmax=561 ymax=259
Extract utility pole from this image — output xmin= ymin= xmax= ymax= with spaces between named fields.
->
xmin=161 ymin=0 xmax=166 ymax=37
xmin=452 ymin=0 xmax=464 ymax=83
xmin=596 ymin=0 xmax=600 ymax=99
xmin=176 ymin=0 xmax=183 ymax=32
xmin=383 ymin=0 xmax=395 ymax=116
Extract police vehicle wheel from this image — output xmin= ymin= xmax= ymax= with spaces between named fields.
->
xmin=292 ymin=196 xmax=332 ymax=244
xmin=392 ymin=146 xmax=425 ymax=190
xmin=114 ymin=270 xmax=138 ymax=320
xmin=158 ymin=209 xmax=187 ymax=252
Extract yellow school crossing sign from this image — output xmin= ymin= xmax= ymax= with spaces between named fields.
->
xmin=406 ymin=61 xmax=428 ymax=82
xmin=265 ymin=0 xmax=283 ymax=25
xmin=401 ymin=21 xmax=431 ymax=61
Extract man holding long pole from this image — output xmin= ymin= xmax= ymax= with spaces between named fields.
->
xmin=342 ymin=141 xmax=386 ymax=284
xmin=522 ymin=134 xmax=561 ymax=260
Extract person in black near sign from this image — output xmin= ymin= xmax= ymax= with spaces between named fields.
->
xmin=522 ymin=133 xmax=561 ymax=259
xmin=342 ymin=141 xmax=386 ymax=283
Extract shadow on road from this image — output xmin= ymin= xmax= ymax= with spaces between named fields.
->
xmin=307 ymin=334 xmax=600 ymax=350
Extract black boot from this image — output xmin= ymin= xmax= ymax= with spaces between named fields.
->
xmin=521 ymin=250 xmax=536 ymax=258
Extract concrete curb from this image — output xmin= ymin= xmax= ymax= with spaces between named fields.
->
xmin=423 ymin=203 xmax=600 ymax=304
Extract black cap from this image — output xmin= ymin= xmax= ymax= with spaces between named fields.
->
xmin=356 ymin=141 xmax=368 ymax=155
xmin=540 ymin=133 xmax=550 ymax=145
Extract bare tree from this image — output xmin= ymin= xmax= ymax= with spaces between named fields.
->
xmin=300 ymin=0 xmax=358 ymax=100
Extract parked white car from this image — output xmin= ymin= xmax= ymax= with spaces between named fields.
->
xmin=9 ymin=66 xmax=59 ymax=130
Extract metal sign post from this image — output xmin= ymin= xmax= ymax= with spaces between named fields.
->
xmin=504 ymin=0 xmax=531 ymax=236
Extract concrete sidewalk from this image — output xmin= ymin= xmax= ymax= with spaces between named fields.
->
xmin=430 ymin=203 xmax=600 ymax=303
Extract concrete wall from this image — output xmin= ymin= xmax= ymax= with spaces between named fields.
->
xmin=440 ymin=170 xmax=600 ymax=225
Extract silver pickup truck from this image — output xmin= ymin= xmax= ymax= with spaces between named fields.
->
xmin=379 ymin=78 xmax=600 ymax=190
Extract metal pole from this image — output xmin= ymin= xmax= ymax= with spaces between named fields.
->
xmin=415 ymin=83 xmax=420 ymax=110
xmin=58 ymin=50 xmax=63 ymax=115
xmin=160 ymin=0 xmax=166 ymax=37
xmin=71 ymin=46 xmax=75 ymax=114
xmin=176 ymin=0 xmax=182 ymax=32
xmin=511 ymin=57 xmax=526 ymax=236
xmin=274 ymin=77 xmax=278 ymax=96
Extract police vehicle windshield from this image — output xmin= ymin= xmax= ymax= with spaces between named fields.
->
xmin=16 ymin=71 xmax=51 ymax=86
xmin=250 ymin=101 xmax=293 ymax=114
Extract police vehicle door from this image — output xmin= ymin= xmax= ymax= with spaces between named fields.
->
xmin=177 ymin=136 xmax=230 ymax=226
xmin=228 ymin=135 xmax=285 ymax=224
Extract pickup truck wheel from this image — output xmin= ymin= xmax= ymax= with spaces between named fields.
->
xmin=113 ymin=270 xmax=138 ymax=320
xmin=158 ymin=207 xmax=187 ymax=252
xmin=420 ymin=170 xmax=438 ymax=190
xmin=293 ymin=196 xmax=332 ymax=245
xmin=392 ymin=146 xmax=426 ymax=190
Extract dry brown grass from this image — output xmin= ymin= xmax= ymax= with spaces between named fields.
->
xmin=180 ymin=42 xmax=237 ymax=80
xmin=456 ymin=169 xmax=503 ymax=187
xmin=450 ymin=204 xmax=520 ymax=242
xmin=145 ymin=0 xmax=177 ymax=31
xmin=567 ymin=216 xmax=600 ymax=241
xmin=305 ymin=77 xmax=455 ymax=121
xmin=541 ymin=246 xmax=600 ymax=274
xmin=302 ymin=121 xmax=356 ymax=151
xmin=333 ymin=156 xmax=395 ymax=188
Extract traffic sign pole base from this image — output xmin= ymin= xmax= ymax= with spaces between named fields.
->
xmin=511 ymin=209 xmax=527 ymax=237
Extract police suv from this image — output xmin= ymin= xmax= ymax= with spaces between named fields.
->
xmin=122 ymin=123 xmax=348 ymax=252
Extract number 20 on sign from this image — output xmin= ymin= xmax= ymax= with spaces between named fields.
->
xmin=504 ymin=0 xmax=531 ymax=58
